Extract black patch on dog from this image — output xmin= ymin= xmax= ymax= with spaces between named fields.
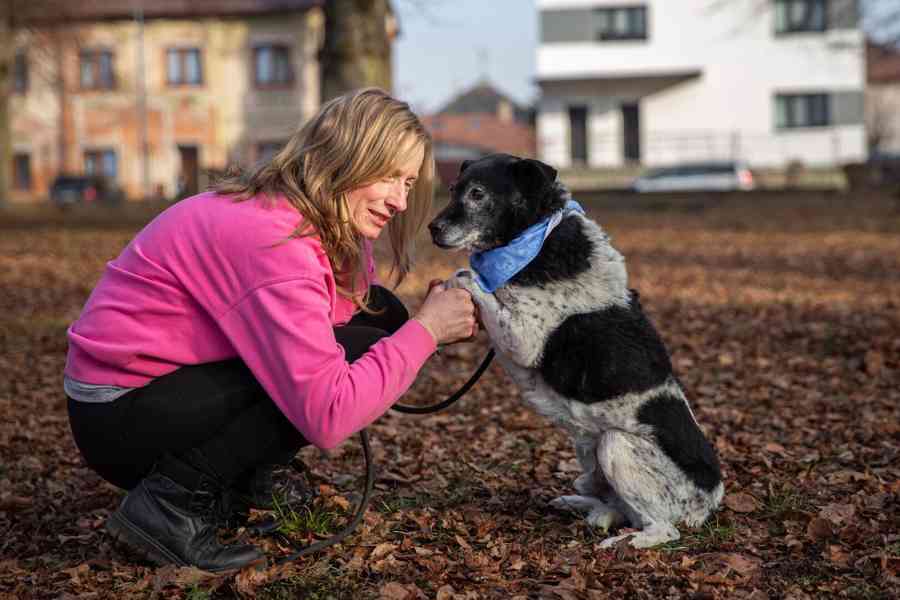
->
xmin=510 ymin=216 xmax=593 ymax=287
xmin=538 ymin=293 xmax=672 ymax=403
xmin=636 ymin=392 xmax=723 ymax=492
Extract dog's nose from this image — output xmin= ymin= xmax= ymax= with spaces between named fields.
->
xmin=428 ymin=220 xmax=443 ymax=238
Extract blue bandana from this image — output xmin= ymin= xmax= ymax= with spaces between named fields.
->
xmin=469 ymin=200 xmax=585 ymax=292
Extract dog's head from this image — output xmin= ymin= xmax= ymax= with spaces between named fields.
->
xmin=428 ymin=154 xmax=565 ymax=252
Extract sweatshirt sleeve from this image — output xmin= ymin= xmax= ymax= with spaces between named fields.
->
xmin=216 ymin=276 xmax=436 ymax=449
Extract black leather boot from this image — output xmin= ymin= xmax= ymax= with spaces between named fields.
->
xmin=106 ymin=472 xmax=264 ymax=572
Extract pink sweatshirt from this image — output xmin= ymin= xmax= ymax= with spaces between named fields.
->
xmin=65 ymin=191 xmax=436 ymax=449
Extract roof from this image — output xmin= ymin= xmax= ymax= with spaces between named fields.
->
xmin=15 ymin=0 xmax=321 ymax=23
xmin=437 ymin=80 xmax=532 ymax=124
xmin=422 ymin=112 xmax=536 ymax=159
xmin=868 ymin=40 xmax=900 ymax=84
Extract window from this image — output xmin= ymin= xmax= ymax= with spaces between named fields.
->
xmin=594 ymin=6 xmax=647 ymax=41
xmin=774 ymin=0 xmax=827 ymax=33
xmin=80 ymin=49 xmax=116 ymax=90
xmin=569 ymin=105 xmax=589 ymax=164
xmin=13 ymin=154 xmax=32 ymax=190
xmin=84 ymin=149 xmax=118 ymax=179
xmin=775 ymin=93 xmax=831 ymax=128
xmin=167 ymin=48 xmax=203 ymax=86
xmin=14 ymin=51 xmax=28 ymax=93
xmin=253 ymin=45 xmax=293 ymax=87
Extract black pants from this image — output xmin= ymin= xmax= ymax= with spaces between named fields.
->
xmin=68 ymin=285 xmax=409 ymax=491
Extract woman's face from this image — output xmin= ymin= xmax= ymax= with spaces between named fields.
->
xmin=347 ymin=141 xmax=425 ymax=240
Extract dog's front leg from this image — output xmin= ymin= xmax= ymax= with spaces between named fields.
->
xmin=445 ymin=270 xmax=535 ymax=382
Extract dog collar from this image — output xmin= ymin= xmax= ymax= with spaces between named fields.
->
xmin=469 ymin=200 xmax=584 ymax=293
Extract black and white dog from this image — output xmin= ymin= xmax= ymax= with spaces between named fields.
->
xmin=429 ymin=154 xmax=723 ymax=548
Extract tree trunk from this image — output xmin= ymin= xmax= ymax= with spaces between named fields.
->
xmin=0 ymin=4 xmax=12 ymax=204
xmin=320 ymin=0 xmax=393 ymax=102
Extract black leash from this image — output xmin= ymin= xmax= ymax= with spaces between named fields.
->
xmin=273 ymin=349 xmax=495 ymax=564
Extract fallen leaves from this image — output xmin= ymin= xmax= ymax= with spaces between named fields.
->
xmin=2 ymin=198 xmax=899 ymax=598
xmin=724 ymin=492 xmax=760 ymax=514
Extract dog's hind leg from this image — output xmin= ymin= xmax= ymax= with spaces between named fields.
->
xmin=549 ymin=495 xmax=625 ymax=533
xmin=572 ymin=435 xmax=613 ymax=497
xmin=595 ymin=430 xmax=684 ymax=549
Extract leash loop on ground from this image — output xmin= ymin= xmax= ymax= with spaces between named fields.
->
xmin=274 ymin=349 xmax=494 ymax=563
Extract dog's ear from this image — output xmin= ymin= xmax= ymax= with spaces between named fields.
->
xmin=509 ymin=159 xmax=558 ymax=194
xmin=459 ymin=160 xmax=474 ymax=175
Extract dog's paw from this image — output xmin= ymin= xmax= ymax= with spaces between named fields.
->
xmin=445 ymin=269 xmax=476 ymax=292
xmin=586 ymin=505 xmax=625 ymax=534
xmin=599 ymin=523 xmax=679 ymax=549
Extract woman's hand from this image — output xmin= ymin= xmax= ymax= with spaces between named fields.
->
xmin=413 ymin=280 xmax=478 ymax=345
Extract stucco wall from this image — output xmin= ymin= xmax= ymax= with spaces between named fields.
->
xmin=11 ymin=9 xmax=322 ymax=202
xmin=536 ymin=0 xmax=866 ymax=169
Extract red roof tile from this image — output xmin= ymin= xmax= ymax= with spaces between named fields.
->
xmin=422 ymin=112 xmax=536 ymax=159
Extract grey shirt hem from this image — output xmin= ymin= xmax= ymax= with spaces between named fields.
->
xmin=64 ymin=376 xmax=136 ymax=403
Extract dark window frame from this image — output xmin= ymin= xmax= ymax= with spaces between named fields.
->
xmin=84 ymin=148 xmax=118 ymax=179
xmin=166 ymin=47 xmax=204 ymax=86
xmin=13 ymin=153 xmax=32 ymax=190
xmin=775 ymin=93 xmax=831 ymax=129
xmin=252 ymin=44 xmax=294 ymax=89
xmin=14 ymin=50 xmax=28 ymax=94
xmin=80 ymin=48 xmax=116 ymax=90
xmin=594 ymin=5 xmax=648 ymax=41
xmin=774 ymin=0 xmax=828 ymax=34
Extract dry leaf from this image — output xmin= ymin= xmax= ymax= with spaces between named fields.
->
xmin=723 ymin=553 xmax=762 ymax=576
xmin=371 ymin=542 xmax=398 ymax=561
xmin=819 ymin=503 xmax=856 ymax=526
xmin=436 ymin=584 xmax=457 ymax=600
xmin=806 ymin=517 xmax=833 ymax=542
xmin=724 ymin=492 xmax=760 ymax=513
xmin=380 ymin=582 xmax=411 ymax=600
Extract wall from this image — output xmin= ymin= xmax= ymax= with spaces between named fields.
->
xmin=11 ymin=9 xmax=322 ymax=202
xmin=536 ymin=0 xmax=866 ymax=169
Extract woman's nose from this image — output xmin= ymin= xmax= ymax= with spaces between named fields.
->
xmin=386 ymin=181 xmax=408 ymax=213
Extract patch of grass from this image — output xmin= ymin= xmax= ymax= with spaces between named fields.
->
xmin=761 ymin=485 xmax=808 ymax=520
xmin=377 ymin=494 xmax=426 ymax=514
xmin=660 ymin=516 xmax=736 ymax=552
xmin=273 ymin=498 xmax=339 ymax=538
xmin=184 ymin=584 xmax=212 ymax=600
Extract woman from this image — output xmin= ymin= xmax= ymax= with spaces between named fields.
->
xmin=65 ymin=88 xmax=477 ymax=572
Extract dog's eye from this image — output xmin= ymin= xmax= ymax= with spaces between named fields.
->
xmin=448 ymin=183 xmax=456 ymax=193
xmin=469 ymin=188 xmax=485 ymax=201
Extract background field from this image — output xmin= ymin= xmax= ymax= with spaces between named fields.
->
xmin=1 ymin=191 xmax=898 ymax=599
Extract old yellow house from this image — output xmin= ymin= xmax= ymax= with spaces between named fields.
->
xmin=11 ymin=0 xmax=324 ymax=202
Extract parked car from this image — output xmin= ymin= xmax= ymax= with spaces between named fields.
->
xmin=631 ymin=161 xmax=756 ymax=193
xmin=50 ymin=175 xmax=125 ymax=208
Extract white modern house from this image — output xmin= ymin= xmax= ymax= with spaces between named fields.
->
xmin=536 ymin=0 xmax=866 ymax=170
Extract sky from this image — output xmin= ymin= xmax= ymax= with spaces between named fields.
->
xmin=392 ymin=0 xmax=538 ymax=115
xmin=392 ymin=0 xmax=900 ymax=117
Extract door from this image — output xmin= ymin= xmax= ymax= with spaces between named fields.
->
xmin=177 ymin=145 xmax=200 ymax=198
xmin=568 ymin=105 xmax=588 ymax=166
xmin=622 ymin=103 xmax=641 ymax=163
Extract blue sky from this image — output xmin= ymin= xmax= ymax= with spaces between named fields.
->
xmin=393 ymin=0 xmax=538 ymax=115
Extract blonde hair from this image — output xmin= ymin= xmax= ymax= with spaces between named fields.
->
xmin=214 ymin=88 xmax=434 ymax=309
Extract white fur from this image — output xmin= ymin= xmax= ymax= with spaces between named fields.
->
xmin=446 ymin=208 xmax=722 ymax=549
